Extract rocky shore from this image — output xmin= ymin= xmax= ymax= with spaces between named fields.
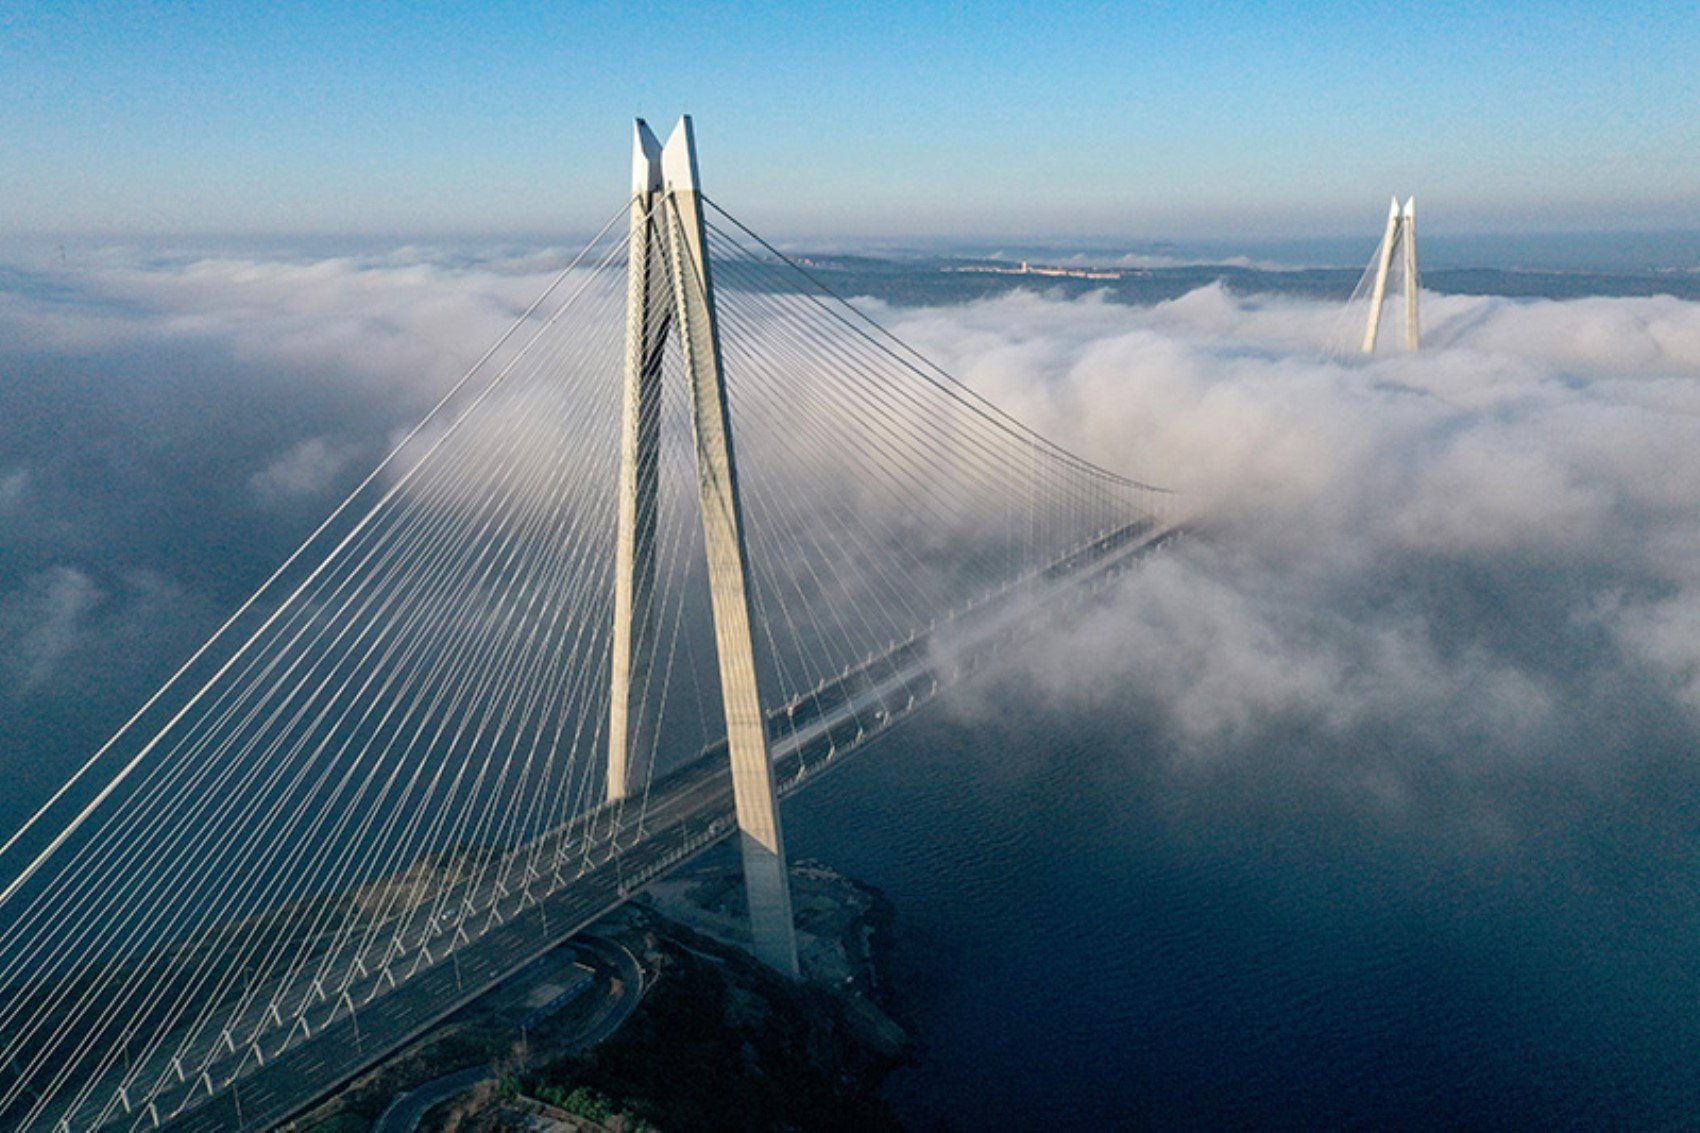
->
xmin=302 ymin=853 xmax=915 ymax=1133
xmin=470 ymin=855 xmax=911 ymax=1132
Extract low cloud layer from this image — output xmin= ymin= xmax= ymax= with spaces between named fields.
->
xmin=876 ymin=284 xmax=1700 ymax=843
xmin=2 ymin=248 xmax=1699 ymax=850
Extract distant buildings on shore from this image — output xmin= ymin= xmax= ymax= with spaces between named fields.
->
xmin=944 ymin=260 xmax=1125 ymax=281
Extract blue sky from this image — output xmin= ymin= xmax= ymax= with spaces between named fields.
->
xmin=3 ymin=1 xmax=1696 ymax=239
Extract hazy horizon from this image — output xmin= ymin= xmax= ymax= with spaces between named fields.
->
xmin=5 ymin=226 xmax=1700 ymax=277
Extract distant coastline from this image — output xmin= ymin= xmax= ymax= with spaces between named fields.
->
xmin=943 ymin=260 xmax=1126 ymax=281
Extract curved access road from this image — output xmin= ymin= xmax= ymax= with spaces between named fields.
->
xmin=370 ymin=934 xmax=647 ymax=1133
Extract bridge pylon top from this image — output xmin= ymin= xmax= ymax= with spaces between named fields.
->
xmin=631 ymin=118 xmax=663 ymax=194
xmin=661 ymin=115 xmax=702 ymax=194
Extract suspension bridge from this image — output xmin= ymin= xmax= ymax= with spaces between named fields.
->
xmin=0 ymin=118 xmax=1180 ymax=1131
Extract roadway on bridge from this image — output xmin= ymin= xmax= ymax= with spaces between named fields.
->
xmin=124 ymin=520 xmax=1177 ymax=1132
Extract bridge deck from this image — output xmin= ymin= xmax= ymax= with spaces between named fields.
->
xmin=38 ymin=520 xmax=1176 ymax=1132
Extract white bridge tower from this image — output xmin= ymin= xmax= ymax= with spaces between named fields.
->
xmin=1362 ymin=196 xmax=1420 ymax=354
xmin=607 ymin=117 xmax=800 ymax=977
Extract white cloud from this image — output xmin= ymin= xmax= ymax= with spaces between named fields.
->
xmin=251 ymin=436 xmax=359 ymax=507
xmin=5 ymin=248 xmax=1700 ymax=835
xmin=878 ymin=282 xmax=1700 ymax=829
xmin=0 ymin=247 xmax=601 ymax=410
xmin=1606 ymin=592 xmax=1700 ymax=711
xmin=0 ymin=469 xmax=28 ymax=515
xmin=0 ymin=567 xmax=104 ymax=692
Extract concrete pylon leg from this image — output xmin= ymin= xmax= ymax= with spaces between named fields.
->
xmin=608 ymin=120 xmax=669 ymax=803
xmin=1401 ymin=197 xmax=1420 ymax=352
xmin=659 ymin=115 xmax=799 ymax=977
xmin=1362 ymin=196 xmax=1401 ymax=354
xmin=1362 ymin=196 xmax=1421 ymax=355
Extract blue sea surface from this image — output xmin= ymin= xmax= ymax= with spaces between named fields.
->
xmin=787 ymin=699 xmax=1700 ymax=1129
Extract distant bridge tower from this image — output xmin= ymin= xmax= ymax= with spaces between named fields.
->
xmin=1362 ymin=196 xmax=1419 ymax=353
xmin=608 ymin=117 xmax=800 ymax=977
